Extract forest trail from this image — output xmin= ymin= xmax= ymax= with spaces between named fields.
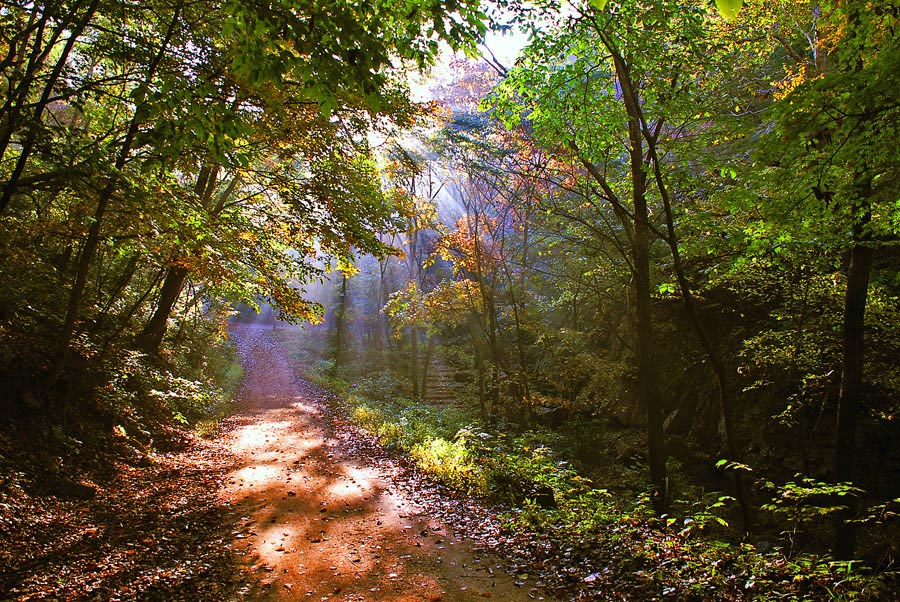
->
xmin=223 ymin=324 xmax=542 ymax=601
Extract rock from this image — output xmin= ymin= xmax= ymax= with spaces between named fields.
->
xmin=528 ymin=485 xmax=557 ymax=509
xmin=532 ymin=406 xmax=569 ymax=428
xmin=50 ymin=478 xmax=96 ymax=500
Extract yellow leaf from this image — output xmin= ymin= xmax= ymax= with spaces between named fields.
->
xmin=715 ymin=0 xmax=743 ymax=20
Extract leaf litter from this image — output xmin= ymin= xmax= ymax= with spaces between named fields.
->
xmin=3 ymin=323 xmax=765 ymax=601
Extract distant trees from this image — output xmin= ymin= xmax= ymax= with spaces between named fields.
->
xmin=433 ymin=115 xmax=546 ymax=422
xmin=0 ymin=0 xmax=486 ymax=407
xmin=374 ymin=141 xmax=442 ymax=400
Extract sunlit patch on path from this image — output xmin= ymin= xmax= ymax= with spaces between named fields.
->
xmin=220 ymin=324 xmax=542 ymax=601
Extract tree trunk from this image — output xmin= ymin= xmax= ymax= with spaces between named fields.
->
xmin=633 ymin=191 xmax=667 ymax=514
xmin=834 ymin=240 xmax=873 ymax=559
xmin=646 ymin=128 xmax=753 ymax=534
xmin=410 ymin=324 xmax=420 ymax=400
xmin=469 ymin=317 xmax=488 ymax=421
xmin=96 ymin=253 xmax=141 ymax=328
xmin=502 ymin=257 xmax=531 ymax=407
xmin=832 ymin=2 xmax=876 ymax=562
xmin=618 ymin=65 xmax=667 ymax=513
xmin=99 ymin=268 xmax=166 ymax=360
xmin=484 ymin=304 xmax=502 ymax=425
xmin=333 ymin=272 xmax=347 ymax=372
xmin=375 ymin=259 xmax=388 ymax=366
xmin=47 ymin=191 xmax=111 ymax=383
xmin=421 ymin=333 xmax=436 ymax=399
xmin=138 ymin=265 xmax=188 ymax=353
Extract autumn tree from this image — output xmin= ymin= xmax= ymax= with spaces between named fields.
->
xmin=491 ymin=0 xmax=721 ymax=513
xmin=431 ymin=112 xmax=556 ymax=420
xmin=381 ymin=142 xmax=446 ymax=399
xmin=0 ymin=0 xmax=488 ymax=412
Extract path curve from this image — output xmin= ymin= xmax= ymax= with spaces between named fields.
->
xmin=221 ymin=325 xmax=543 ymax=601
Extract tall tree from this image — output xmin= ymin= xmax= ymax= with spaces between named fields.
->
xmin=761 ymin=0 xmax=900 ymax=558
xmin=491 ymin=0 xmax=717 ymax=512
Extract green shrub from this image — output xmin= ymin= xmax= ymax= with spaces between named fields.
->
xmin=410 ymin=436 xmax=487 ymax=494
xmin=351 ymin=403 xmax=385 ymax=432
xmin=91 ymin=327 xmax=242 ymax=440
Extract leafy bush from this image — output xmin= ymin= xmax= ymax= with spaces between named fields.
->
xmin=88 ymin=326 xmax=243 ymax=443
xmin=760 ymin=476 xmax=864 ymax=555
xmin=352 ymin=373 xmax=405 ymax=402
xmin=410 ymin=436 xmax=487 ymax=494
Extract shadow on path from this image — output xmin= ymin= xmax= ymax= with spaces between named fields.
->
xmin=224 ymin=324 xmax=543 ymax=601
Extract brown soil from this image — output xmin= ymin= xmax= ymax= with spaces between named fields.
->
xmin=223 ymin=324 xmax=549 ymax=601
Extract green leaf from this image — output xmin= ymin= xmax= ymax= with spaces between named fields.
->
xmin=589 ymin=0 xmax=608 ymax=10
xmin=715 ymin=0 xmax=743 ymax=20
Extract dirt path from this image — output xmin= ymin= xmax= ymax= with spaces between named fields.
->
xmin=223 ymin=325 xmax=545 ymax=601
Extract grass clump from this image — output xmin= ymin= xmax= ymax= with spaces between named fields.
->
xmin=345 ymin=386 xmax=488 ymax=494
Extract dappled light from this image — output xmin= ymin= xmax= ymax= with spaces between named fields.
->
xmin=326 ymin=465 xmax=379 ymax=499
xmin=232 ymin=421 xmax=294 ymax=452
xmin=218 ymin=325 xmax=532 ymax=600
xmin=2 ymin=0 xmax=899 ymax=599
xmin=231 ymin=464 xmax=280 ymax=488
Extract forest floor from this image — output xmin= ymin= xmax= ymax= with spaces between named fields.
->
xmin=0 ymin=325 xmax=556 ymax=601
xmin=219 ymin=324 xmax=551 ymax=601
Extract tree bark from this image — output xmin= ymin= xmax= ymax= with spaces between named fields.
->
xmin=469 ymin=317 xmax=488 ymax=422
xmin=611 ymin=45 xmax=668 ymax=514
xmin=834 ymin=239 xmax=873 ymax=559
xmin=333 ymin=272 xmax=348 ymax=372
xmin=138 ymin=265 xmax=188 ymax=353
xmin=632 ymin=172 xmax=667 ymax=514
xmin=410 ymin=324 xmax=420 ymax=400
xmin=99 ymin=268 xmax=166 ymax=360
xmin=421 ymin=333 xmax=436 ymax=399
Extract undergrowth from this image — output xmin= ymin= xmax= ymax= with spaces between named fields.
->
xmin=0 ymin=316 xmax=244 ymax=481
xmin=100 ymin=326 xmax=244 ymax=443
xmin=273 ymin=328 xmax=897 ymax=600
